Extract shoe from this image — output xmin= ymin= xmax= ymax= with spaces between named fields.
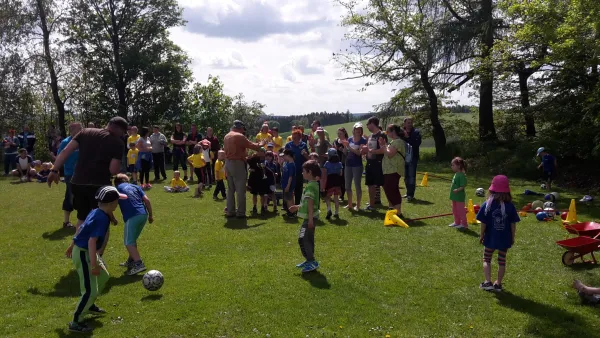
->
xmin=333 ymin=213 xmax=340 ymax=219
xmin=285 ymin=212 xmax=297 ymax=218
xmin=493 ymin=283 xmax=503 ymax=292
xmin=236 ymin=215 xmax=247 ymax=219
xmin=343 ymin=205 xmax=350 ymax=209
xmin=261 ymin=206 xmax=268 ymax=214
xmin=406 ymin=196 xmax=414 ymax=202
xmin=88 ymin=304 xmax=106 ymax=314
xmin=213 ymin=195 xmax=218 ymax=200
xmin=162 ymin=176 xmax=167 ymax=181
xmin=146 ymin=183 xmax=152 ymax=189
xmin=480 ymin=281 xmax=494 ymax=291
xmin=68 ymin=321 xmax=93 ymax=333
xmin=63 ymin=222 xmax=74 ymax=228
xmin=579 ymin=291 xmax=600 ymax=305
xmin=402 ymin=194 xmax=408 ymax=198
xmin=455 ymin=225 xmax=466 ymax=229
xmin=365 ymin=205 xmax=375 ymax=211
xmin=225 ymin=213 xmax=236 ymax=218
xmin=126 ymin=261 xmax=146 ymax=275
xmin=296 ymin=261 xmax=309 ymax=268
xmin=353 ymin=206 xmax=360 ymax=212
xmin=119 ymin=258 xmax=134 ymax=268
xmin=183 ymin=176 xmax=188 ymax=181
xmin=302 ymin=261 xmax=319 ymax=273
xmin=448 ymin=223 xmax=458 ymax=227
xmin=252 ymin=207 xmax=258 ymax=215
xmin=326 ymin=210 xmax=332 ymax=220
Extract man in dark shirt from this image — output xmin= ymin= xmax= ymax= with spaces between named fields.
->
xmin=18 ymin=125 xmax=36 ymax=159
xmin=171 ymin=123 xmax=188 ymax=181
xmin=403 ymin=117 xmax=422 ymax=201
xmin=365 ymin=116 xmax=387 ymax=210
xmin=48 ymin=117 xmax=128 ymax=227
xmin=186 ymin=124 xmax=203 ymax=182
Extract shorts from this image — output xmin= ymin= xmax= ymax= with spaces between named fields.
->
xmin=72 ymin=184 xmax=103 ymax=221
xmin=124 ymin=214 xmax=148 ymax=246
xmin=543 ymin=171 xmax=555 ymax=182
xmin=365 ymin=160 xmax=384 ymax=186
xmin=327 ymin=187 xmax=342 ymax=197
xmin=283 ymin=191 xmax=295 ymax=201
xmin=127 ymin=164 xmax=137 ymax=173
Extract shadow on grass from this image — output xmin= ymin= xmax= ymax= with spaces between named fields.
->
xmin=407 ymin=199 xmax=434 ymax=205
xmin=27 ymin=269 xmax=80 ymax=298
xmin=42 ymin=227 xmax=75 ymax=241
xmin=141 ymin=294 xmax=163 ymax=301
xmin=329 ymin=218 xmax=349 ymax=226
xmin=405 ymin=220 xmax=428 ymax=227
xmin=458 ymin=228 xmax=480 ymax=237
xmin=224 ymin=218 xmax=265 ymax=230
xmin=282 ymin=216 xmax=300 ymax=224
xmin=300 ymin=270 xmax=331 ymax=289
xmin=565 ymin=262 xmax=600 ymax=271
xmin=54 ymin=318 xmax=103 ymax=338
xmin=495 ymin=291 xmax=599 ymax=338
xmin=103 ymin=274 xmax=143 ymax=294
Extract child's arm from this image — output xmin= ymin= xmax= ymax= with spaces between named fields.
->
xmin=307 ymin=198 xmax=314 ymax=229
xmin=320 ymin=168 xmax=327 ymax=192
xmin=143 ymin=195 xmax=154 ymax=223
xmin=88 ymin=237 xmax=100 ymax=275
xmin=98 ymin=227 xmax=110 ymax=256
xmin=554 ymin=158 xmax=558 ymax=170
xmin=479 ymin=222 xmax=486 ymax=244
xmin=511 ymin=222 xmax=516 ymax=245
xmin=453 ymin=187 xmax=465 ymax=193
xmin=285 ymin=176 xmax=292 ymax=192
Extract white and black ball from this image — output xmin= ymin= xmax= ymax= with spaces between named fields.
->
xmin=142 ymin=270 xmax=164 ymax=291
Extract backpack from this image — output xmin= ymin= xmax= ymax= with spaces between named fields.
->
xmin=397 ymin=140 xmax=413 ymax=164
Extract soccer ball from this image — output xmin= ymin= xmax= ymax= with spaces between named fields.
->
xmin=551 ymin=192 xmax=559 ymax=200
xmin=540 ymin=183 xmax=547 ymax=190
xmin=142 ymin=270 xmax=164 ymax=291
xmin=543 ymin=201 xmax=555 ymax=209
xmin=475 ymin=188 xmax=485 ymax=197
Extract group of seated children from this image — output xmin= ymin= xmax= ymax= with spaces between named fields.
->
xmin=164 ymin=148 xmax=227 ymax=200
xmin=10 ymin=148 xmax=53 ymax=183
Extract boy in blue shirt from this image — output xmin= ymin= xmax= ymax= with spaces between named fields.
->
xmin=281 ymin=149 xmax=297 ymax=218
xmin=537 ymin=147 xmax=557 ymax=190
xmin=69 ymin=186 xmax=127 ymax=333
xmin=114 ymin=174 xmax=154 ymax=275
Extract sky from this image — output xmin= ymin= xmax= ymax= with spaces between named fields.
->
xmin=171 ymin=0 xmax=472 ymax=116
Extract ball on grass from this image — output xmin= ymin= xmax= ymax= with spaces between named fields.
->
xmin=536 ymin=212 xmax=548 ymax=221
xmin=142 ymin=270 xmax=164 ymax=291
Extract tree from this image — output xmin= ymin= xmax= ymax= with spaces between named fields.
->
xmin=185 ymin=76 xmax=234 ymax=139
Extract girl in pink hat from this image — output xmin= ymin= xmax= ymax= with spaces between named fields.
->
xmin=476 ymin=175 xmax=520 ymax=292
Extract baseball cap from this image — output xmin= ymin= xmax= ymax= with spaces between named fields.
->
xmin=267 ymin=142 xmax=274 ymax=147
xmin=109 ymin=116 xmax=129 ymax=132
xmin=353 ymin=122 xmax=363 ymax=129
xmin=536 ymin=147 xmax=545 ymax=156
xmin=327 ymin=148 xmax=338 ymax=157
xmin=95 ymin=186 xmax=127 ymax=203
xmin=232 ymin=120 xmax=245 ymax=129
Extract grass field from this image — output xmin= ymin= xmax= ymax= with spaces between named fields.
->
xmin=1 ymin=162 xmax=599 ymax=337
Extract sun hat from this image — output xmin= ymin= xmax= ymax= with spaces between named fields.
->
xmin=536 ymin=147 xmax=545 ymax=156
xmin=489 ymin=175 xmax=511 ymax=193
xmin=353 ymin=122 xmax=363 ymax=129
xmin=95 ymin=186 xmax=127 ymax=202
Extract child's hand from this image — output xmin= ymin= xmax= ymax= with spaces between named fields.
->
xmin=148 ymin=215 xmax=154 ymax=224
xmin=288 ymin=205 xmax=299 ymax=213
xmin=308 ymin=219 xmax=315 ymax=229
xmin=111 ymin=218 xmax=118 ymax=226
xmin=479 ymin=234 xmax=484 ymax=244
xmin=378 ymin=137 xmax=386 ymax=146
xmin=453 ymin=189 xmax=458 ymax=193
xmin=65 ymin=243 xmax=74 ymax=258
xmin=284 ymin=187 xmax=289 ymax=193
xmin=91 ymin=266 xmax=100 ymax=276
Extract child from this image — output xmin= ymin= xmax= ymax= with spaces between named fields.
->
xmin=164 ymin=171 xmax=189 ymax=192
xmin=315 ymin=127 xmax=331 ymax=167
xmin=33 ymin=160 xmax=42 ymax=173
xmin=200 ymin=140 xmax=213 ymax=188
xmin=37 ymin=162 xmax=51 ymax=182
xmin=449 ymin=157 xmax=468 ymax=229
xmin=247 ymin=154 xmax=270 ymax=215
xmin=281 ymin=149 xmax=296 ymax=217
xmin=127 ymin=142 xmax=139 ymax=184
xmin=265 ymin=151 xmax=279 ymax=211
xmin=536 ymin=147 xmax=557 ymax=190
xmin=213 ymin=150 xmax=226 ymax=200
xmin=288 ymin=160 xmax=321 ymax=273
xmin=68 ymin=186 xmax=127 ymax=333
xmin=321 ymin=148 xmax=343 ymax=220
xmin=476 ymin=175 xmax=520 ymax=292
xmin=114 ymin=174 xmax=154 ymax=275
xmin=187 ymin=145 xmax=206 ymax=197
xmin=309 ymin=152 xmax=320 ymax=163
xmin=574 ymin=280 xmax=600 ymax=305
xmin=11 ymin=148 xmax=35 ymax=181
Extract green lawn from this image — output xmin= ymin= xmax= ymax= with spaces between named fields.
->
xmin=1 ymin=166 xmax=599 ymax=337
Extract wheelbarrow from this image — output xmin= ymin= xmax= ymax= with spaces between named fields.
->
xmin=556 ymin=235 xmax=600 ymax=266
xmin=562 ymin=221 xmax=600 ymax=238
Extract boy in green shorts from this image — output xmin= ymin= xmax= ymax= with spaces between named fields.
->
xmin=288 ymin=160 xmax=321 ymax=273
xmin=69 ymin=186 xmax=127 ymax=333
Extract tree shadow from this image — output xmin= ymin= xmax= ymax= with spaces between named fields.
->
xmin=300 ymin=270 xmax=331 ymax=289
xmin=42 ymin=227 xmax=75 ymax=241
xmin=495 ymin=291 xmax=599 ymax=338
xmin=54 ymin=319 xmax=103 ymax=338
xmin=27 ymin=270 xmax=80 ymax=298
xmin=224 ymin=219 xmax=265 ymax=230
xmin=407 ymin=199 xmax=434 ymax=205
xmin=141 ymin=294 xmax=163 ymax=301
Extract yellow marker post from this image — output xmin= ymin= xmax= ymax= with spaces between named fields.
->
xmin=420 ymin=173 xmax=429 ymax=187
xmin=565 ymin=199 xmax=577 ymax=224
xmin=384 ymin=210 xmax=409 ymax=228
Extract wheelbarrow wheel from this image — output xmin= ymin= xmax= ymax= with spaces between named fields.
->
xmin=562 ymin=251 xmax=575 ymax=266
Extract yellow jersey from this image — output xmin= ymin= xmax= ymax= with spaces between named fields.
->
xmin=170 ymin=177 xmax=187 ymax=188
xmin=256 ymin=132 xmax=272 ymax=143
xmin=286 ymin=135 xmax=292 ymax=143
xmin=214 ymin=159 xmax=225 ymax=180
xmin=127 ymin=148 xmax=139 ymax=165
xmin=187 ymin=154 xmax=206 ymax=168
xmin=271 ymin=136 xmax=283 ymax=153
xmin=127 ymin=134 xmax=140 ymax=147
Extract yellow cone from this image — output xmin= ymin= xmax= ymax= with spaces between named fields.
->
xmin=420 ymin=173 xmax=429 ymax=187
xmin=467 ymin=199 xmax=480 ymax=225
xmin=384 ymin=210 xmax=409 ymax=228
xmin=566 ymin=199 xmax=577 ymax=224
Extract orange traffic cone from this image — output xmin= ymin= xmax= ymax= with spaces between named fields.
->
xmin=420 ymin=173 xmax=429 ymax=187
xmin=384 ymin=210 xmax=409 ymax=228
xmin=565 ymin=199 xmax=577 ymax=224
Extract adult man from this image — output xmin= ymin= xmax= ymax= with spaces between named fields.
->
xmin=127 ymin=126 xmax=140 ymax=149
xmin=403 ymin=117 xmax=422 ymax=201
xmin=223 ymin=120 xmax=264 ymax=218
xmin=18 ymin=125 xmax=36 ymax=159
xmin=310 ymin=120 xmax=329 ymax=143
xmin=171 ymin=123 xmax=188 ymax=181
xmin=48 ymin=117 xmax=128 ymax=230
xmin=3 ymin=129 xmax=19 ymax=175
xmin=57 ymin=122 xmax=83 ymax=228
xmin=150 ymin=126 xmax=168 ymax=181
xmin=204 ymin=127 xmax=220 ymax=184
xmin=285 ymin=130 xmax=310 ymax=205
xmin=187 ymin=124 xmax=203 ymax=182
xmin=364 ymin=117 xmax=387 ymax=210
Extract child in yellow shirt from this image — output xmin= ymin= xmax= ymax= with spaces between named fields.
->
xmin=164 ymin=171 xmax=189 ymax=192
xmin=127 ymin=143 xmax=139 ymax=184
xmin=213 ymin=150 xmax=226 ymax=200
xmin=187 ymin=145 xmax=206 ymax=197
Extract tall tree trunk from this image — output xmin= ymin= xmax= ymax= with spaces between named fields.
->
xmin=109 ymin=0 xmax=127 ymax=118
xmin=478 ymin=0 xmax=496 ymax=141
xmin=420 ymin=70 xmax=446 ymax=158
xmin=518 ymin=68 xmax=536 ymax=137
xmin=36 ymin=0 xmax=66 ymax=137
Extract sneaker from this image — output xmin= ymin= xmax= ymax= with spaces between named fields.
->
xmin=285 ymin=212 xmax=297 ymax=218
xmin=480 ymin=281 xmax=494 ymax=291
xmin=119 ymin=258 xmax=134 ymax=268
xmin=333 ymin=213 xmax=340 ymax=219
xmin=252 ymin=206 xmax=258 ymax=215
xmin=493 ymin=283 xmax=503 ymax=292
xmin=579 ymin=291 xmax=600 ymax=305
xmin=183 ymin=176 xmax=188 ymax=181
xmin=402 ymin=194 xmax=408 ymax=198
xmin=455 ymin=225 xmax=466 ymax=229
xmin=88 ymin=304 xmax=106 ymax=314
xmin=68 ymin=321 xmax=93 ymax=333
xmin=213 ymin=195 xmax=218 ymax=200
xmin=261 ymin=206 xmax=268 ymax=214
xmin=353 ymin=206 xmax=360 ymax=212
xmin=302 ymin=261 xmax=319 ymax=273
xmin=448 ymin=223 xmax=458 ymax=227
xmin=126 ymin=261 xmax=146 ymax=275
xmin=146 ymin=183 xmax=152 ymax=189
xmin=63 ymin=222 xmax=74 ymax=228
xmin=406 ymin=196 xmax=414 ymax=202
xmin=365 ymin=205 xmax=375 ymax=211
xmin=296 ymin=261 xmax=309 ymax=268
xmin=326 ymin=210 xmax=332 ymax=220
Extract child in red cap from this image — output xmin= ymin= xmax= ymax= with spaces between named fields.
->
xmin=476 ymin=175 xmax=520 ymax=292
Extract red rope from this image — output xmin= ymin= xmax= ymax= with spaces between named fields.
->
xmin=406 ymin=213 xmax=454 ymax=222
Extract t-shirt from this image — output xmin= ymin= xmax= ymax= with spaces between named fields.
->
xmin=449 ymin=172 xmax=467 ymax=202
xmin=214 ymin=159 xmax=225 ymax=180
xmin=127 ymin=134 xmax=140 ymax=148
xmin=202 ymin=148 xmax=212 ymax=163
xmin=172 ymin=131 xmax=186 ymax=151
xmin=149 ymin=133 xmax=167 ymax=153
xmin=127 ymin=148 xmax=139 ymax=165
xmin=271 ymin=136 xmax=283 ymax=153
xmin=58 ymin=136 xmax=79 ymax=176
xmin=315 ymin=140 xmax=331 ymax=166
xmin=281 ymin=162 xmax=296 ymax=191
xmin=224 ymin=131 xmax=254 ymax=161
xmin=382 ymin=138 xmax=405 ymax=176
xmin=286 ymin=135 xmax=292 ymax=143
xmin=346 ymin=137 xmax=367 ymax=167
xmin=170 ymin=177 xmax=187 ymax=188
xmin=16 ymin=155 xmax=32 ymax=171
xmin=324 ymin=161 xmax=343 ymax=176
xmin=187 ymin=132 xmax=203 ymax=154
xmin=117 ymin=183 xmax=147 ymax=222
xmin=73 ymin=208 xmax=110 ymax=250
xmin=256 ymin=132 xmax=272 ymax=143
xmin=367 ymin=131 xmax=387 ymax=161
xmin=204 ymin=135 xmax=220 ymax=152
xmin=542 ymin=154 xmax=556 ymax=172
xmin=298 ymin=181 xmax=320 ymax=219
xmin=333 ymin=139 xmax=346 ymax=165
xmin=312 ymin=129 xmax=330 ymax=142
xmin=188 ymin=154 xmax=206 ymax=168
xmin=71 ymin=128 xmax=124 ymax=186
xmin=476 ymin=201 xmax=520 ymax=250
xmin=3 ymin=136 xmax=19 ymax=154
xmin=284 ymin=141 xmax=309 ymax=171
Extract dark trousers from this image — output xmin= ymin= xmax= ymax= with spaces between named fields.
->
xmin=298 ymin=219 xmax=315 ymax=261
xmin=62 ymin=176 xmax=74 ymax=212
xmin=404 ymin=159 xmax=418 ymax=197
xmin=294 ymin=172 xmax=304 ymax=205
xmin=213 ymin=179 xmax=226 ymax=198
xmin=4 ymin=154 xmax=16 ymax=174
xmin=140 ymin=159 xmax=151 ymax=184
xmin=172 ymin=148 xmax=187 ymax=172
xmin=204 ymin=162 xmax=213 ymax=185
xmin=152 ymin=152 xmax=167 ymax=180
